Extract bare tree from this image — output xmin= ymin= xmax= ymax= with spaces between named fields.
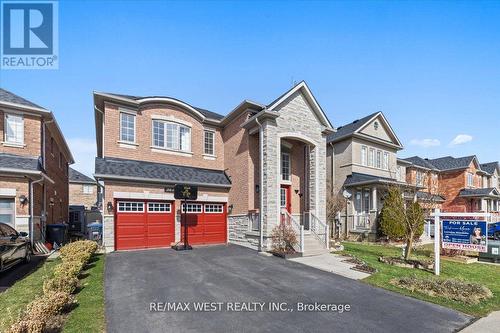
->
xmin=326 ymin=185 xmax=346 ymax=239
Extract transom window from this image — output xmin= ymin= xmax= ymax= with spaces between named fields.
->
xmin=82 ymin=185 xmax=93 ymax=194
xmin=152 ymin=120 xmax=191 ymax=152
xmin=182 ymin=203 xmax=203 ymax=213
xmin=148 ymin=202 xmax=171 ymax=213
xmin=205 ymin=204 xmax=223 ymax=213
xmin=117 ymin=201 xmax=144 ymax=212
xmin=281 ymin=153 xmax=290 ymax=181
xmin=4 ymin=114 xmax=24 ymax=144
xmin=120 ymin=112 xmax=136 ymax=143
xmin=204 ymin=130 xmax=215 ymax=155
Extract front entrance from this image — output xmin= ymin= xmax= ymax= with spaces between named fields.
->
xmin=280 ymin=185 xmax=291 ymax=214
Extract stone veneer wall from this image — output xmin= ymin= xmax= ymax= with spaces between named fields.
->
xmin=228 ymin=214 xmax=260 ymax=250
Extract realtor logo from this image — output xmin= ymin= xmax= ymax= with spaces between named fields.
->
xmin=1 ymin=1 xmax=58 ymax=69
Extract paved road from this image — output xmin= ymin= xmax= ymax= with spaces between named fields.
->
xmin=0 ymin=255 xmax=46 ymax=292
xmin=105 ymin=245 xmax=472 ymax=333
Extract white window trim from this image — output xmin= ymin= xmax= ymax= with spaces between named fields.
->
xmin=181 ymin=203 xmax=203 ymax=213
xmin=82 ymin=184 xmax=94 ymax=194
xmin=368 ymin=148 xmax=375 ymax=167
xmin=120 ymin=112 xmax=136 ymax=144
xmin=147 ymin=202 xmax=172 ymax=213
xmin=383 ymin=152 xmax=389 ymax=170
xmin=204 ymin=204 xmax=224 ymax=213
xmin=203 ymin=129 xmax=216 ymax=156
xmin=117 ymin=201 xmax=144 ymax=213
xmin=361 ymin=145 xmax=368 ymax=166
xmin=281 ymin=152 xmax=291 ymax=181
xmin=4 ymin=113 xmax=24 ymax=146
xmin=151 ymin=119 xmax=192 ymax=153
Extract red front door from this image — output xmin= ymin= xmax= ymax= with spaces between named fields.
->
xmin=280 ymin=185 xmax=292 ymax=214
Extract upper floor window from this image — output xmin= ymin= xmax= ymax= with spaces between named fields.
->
xmin=120 ymin=112 xmax=135 ymax=143
xmin=383 ymin=152 xmax=389 ymax=170
xmin=83 ymin=184 xmax=93 ymax=194
xmin=281 ymin=152 xmax=290 ymax=181
xmin=4 ymin=114 xmax=24 ymax=145
xmin=204 ymin=130 xmax=215 ymax=155
xmin=416 ymin=170 xmax=424 ymax=186
xmin=376 ymin=150 xmax=382 ymax=169
xmin=368 ymin=148 xmax=375 ymax=167
xmin=152 ymin=120 xmax=191 ymax=152
xmin=361 ymin=146 xmax=367 ymax=166
xmin=467 ymin=172 xmax=474 ymax=187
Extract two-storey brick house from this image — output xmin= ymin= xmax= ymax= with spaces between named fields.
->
xmin=94 ymin=82 xmax=334 ymax=253
xmin=69 ymin=167 xmax=97 ymax=209
xmin=0 ymin=89 xmax=74 ymax=244
xmin=326 ymin=111 xmax=406 ymax=239
xmin=401 ymin=156 xmax=500 ymax=214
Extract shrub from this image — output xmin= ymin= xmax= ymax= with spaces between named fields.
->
xmin=271 ymin=221 xmax=298 ymax=254
xmin=6 ymin=319 xmax=44 ymax=333
xmin=53 ymin=260 xmax=85 ymax=278
xmin=391 ymin=276 xmax=493 ymax=304
xmin=43 ymin=275 xmax=79 ymax=294
xmin=59 ymin=240 xmax=98 ymax=263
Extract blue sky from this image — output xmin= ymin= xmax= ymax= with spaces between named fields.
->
xmin=1 ymin=0 xmax=499 ymax=176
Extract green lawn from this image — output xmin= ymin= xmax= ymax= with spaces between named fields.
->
xmin=342 ymin=242 xmax=500 ymax=317
xmin=63 ymin=254 xmax=105 ymax=333
xmin=0 ymin=258 xmax=59 ymax=331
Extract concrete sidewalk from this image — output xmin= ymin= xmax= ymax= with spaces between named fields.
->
xmin=288 ymin=253 xmax=371 ymax=280
xmin=460 ymin=311 xmax=500 ymax=333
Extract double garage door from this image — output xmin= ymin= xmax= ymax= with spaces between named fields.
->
xmin=115 ymin=200 xmax=226 ymax=251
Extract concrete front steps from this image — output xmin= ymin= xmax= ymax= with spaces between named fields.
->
xmin=302 ymin=234 xmax=330 ymax=257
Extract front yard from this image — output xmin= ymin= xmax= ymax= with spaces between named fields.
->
xmin=342 ymin=242 xmax=500 ymax=317
xmin=0 ymin=252 xmax=105 ymax=332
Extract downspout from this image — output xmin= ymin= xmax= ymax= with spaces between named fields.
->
xmin=255 ymin=117 xmax=264 ymax=252
xmin=29 ymin=177 xmax=45 ymax=247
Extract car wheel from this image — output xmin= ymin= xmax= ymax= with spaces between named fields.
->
xmin=23 ymin=249 xmax=32 ymax=264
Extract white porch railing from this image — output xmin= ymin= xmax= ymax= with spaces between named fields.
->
xmin=281 ymin=210 xmax=304 ymax=253
xmin=351 ymin=213 xmax=373 ymax=231
xmin=308 ymin=212 xmax=329 ymax=249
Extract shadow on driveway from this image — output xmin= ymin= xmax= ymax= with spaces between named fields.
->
xmin=105 ymin=244 xmax=473 ymax=333
xmin=0 ymin=255 xmax=47 ymax=293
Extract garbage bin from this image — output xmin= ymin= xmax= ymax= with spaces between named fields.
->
xmin=46 ymin=224 xmax=68 ymax=247
xmin=87 ymin=222 xmax=103 ymax=244
xmin=479 ymin=240 xmax=500 ymax=263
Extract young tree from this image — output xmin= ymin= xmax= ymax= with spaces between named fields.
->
xmin=326 ymin=186 xmax=346 ymax=238
xmin=380 ymin=186 xmax=425 ymax=260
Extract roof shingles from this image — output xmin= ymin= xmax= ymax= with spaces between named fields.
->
xmin=0 ymin=153 xmax=41 ymax=171
xmin=69 ymin=167 xmax=95 ymax=184
xmin=0 ymin=88 xmax=45 ymax=109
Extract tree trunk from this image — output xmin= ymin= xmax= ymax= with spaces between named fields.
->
xmin=405 ymin=234 xmax=414 ymax=260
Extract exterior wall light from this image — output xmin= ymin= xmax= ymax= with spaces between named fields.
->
xmin=107 ymin=201 xmax=113 ymax=212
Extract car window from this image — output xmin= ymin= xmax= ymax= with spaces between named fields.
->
xmin=0 ymin=224 xmax=17 ymax=237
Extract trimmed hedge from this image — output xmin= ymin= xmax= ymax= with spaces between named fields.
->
xmin=7 ymin=240 xmax=98 ymax=333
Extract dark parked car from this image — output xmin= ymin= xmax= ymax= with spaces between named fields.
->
xmin=489 ymin=222 xmax=500 ymax=240
xmin=0 ymin=223 xmax=31 ymax=272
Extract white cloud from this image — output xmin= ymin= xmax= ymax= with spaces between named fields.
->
xmin=409 ymin=138 xmax=441 ymax=148
xmin=67 ymin=137 xmax=96 ymax=177
xmin=449 ymin=134 xmax=473 ymax=146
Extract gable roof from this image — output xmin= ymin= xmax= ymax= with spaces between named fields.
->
xmin=427 ymin=155 xmax=479 ymax=171
xmin=266 ymin=81 xmax=334 ymax=129
xmin=69 ymin=167 xmax=95 ymax=184
xmin=327 ymin=111 xmax=403 ymax=148
xmin=401 ymin=156 xmax=438 ymax=170
xmin=0 ymin=88 xmax=46 ymax=109
xmin=480 ymin=162 xmax=500 ymax=175
xmin=94 ymin=157 xmax=231 ymax=188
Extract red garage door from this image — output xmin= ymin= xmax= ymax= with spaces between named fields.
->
xmin=115 ymin=200 xmax=175 ymax=250
xmin=181 ymin=203 xmax=227 ymax=245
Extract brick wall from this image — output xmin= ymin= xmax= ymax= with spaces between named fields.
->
xmin=103 ymin=102 xmax=224 ymax=170
xmin=69 ymin=183 xmax=97 ymax=209
xmin=0 ymin=112 xmax=41 ymax=157
xmin=0 ymin=177 xmax=29 ymax=215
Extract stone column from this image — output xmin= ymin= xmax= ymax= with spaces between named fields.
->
xmin=261 ymin=121 xmax=278 ymax=249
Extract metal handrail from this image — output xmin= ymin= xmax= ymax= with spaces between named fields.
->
xmin=310 ymin=212 xmax=329 ymax=249
xmin=281 ymin=209 xmax=304 ymax=253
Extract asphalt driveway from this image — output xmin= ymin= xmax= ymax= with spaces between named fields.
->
xmin=105 ymin=244 xmax=472 ymax=333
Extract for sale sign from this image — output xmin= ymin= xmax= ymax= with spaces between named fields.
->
xmin=442 ymin=220 xmax=488 ymax=252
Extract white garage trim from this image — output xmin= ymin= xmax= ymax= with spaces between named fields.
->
xmin=113 ymin=191 xmax=175 ymax=200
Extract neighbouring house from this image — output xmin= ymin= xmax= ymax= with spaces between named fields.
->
xmin=93 ymin=81 xmax=334 ymax=253
xmin=0 ymin=88 xmax=74 ymax=245
xmin=401 ymin=155 xmax=500 ymax=215
xmin=69 ymin=167 xmax=97 ymax=209
xmin=326 ymin=111 xmax=406 ymax=240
